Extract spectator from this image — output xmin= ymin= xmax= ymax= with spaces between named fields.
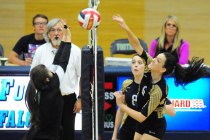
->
xmin=0 ymin=44 xmax=4 ymax=57
xmin=149 ymin=15 xmax=189 ymax=65
xmin=8 ymin=14 xmax=48 ymax=65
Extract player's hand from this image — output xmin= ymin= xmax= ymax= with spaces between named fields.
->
xmin=112 ymin=14 xmax=128 ymax=30
xmin=60 ymin=19 xmax=71 ymax=42
xmin=113 ymin=91 xmax=125 ymax=107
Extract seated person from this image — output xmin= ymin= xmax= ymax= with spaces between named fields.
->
xmin=0 ymin=44 xmax=4 ymax=57
xmin=8 ymin=14 xmax=48 ymax=66
xmin=149 ymin=15 xmax=189 ymax=65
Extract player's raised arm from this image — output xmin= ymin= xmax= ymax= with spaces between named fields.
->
xmin=112 ymin=14 xmax=143 ymax=55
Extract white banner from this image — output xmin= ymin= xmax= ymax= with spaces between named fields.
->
xmin=0 ymin=76 xmax=81 ymax=130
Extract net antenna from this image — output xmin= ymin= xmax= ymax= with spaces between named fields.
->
xmin=88 ymin=0 xmax=100 ymax=140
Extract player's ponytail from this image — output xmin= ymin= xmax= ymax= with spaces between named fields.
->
xmin=174 ymin=57 xmax=207 ymax=87
xmin=163 ymin=52 xmax=208 ymax=88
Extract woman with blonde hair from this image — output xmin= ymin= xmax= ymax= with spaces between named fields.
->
xmin=149 ymin=15 xmax=189 ymax=65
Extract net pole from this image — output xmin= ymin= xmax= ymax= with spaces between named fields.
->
xmin=88 ymin=0 xmax=100 ymax=140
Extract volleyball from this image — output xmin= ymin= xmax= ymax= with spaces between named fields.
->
xmin=78 ymin=8 xmax=101 ymax=30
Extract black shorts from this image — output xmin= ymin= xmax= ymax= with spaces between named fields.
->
xmin=136 ymin=117 xmax=166 ymax=139
xmin=119 ymin=116 xmax=137 ymax=140
xmin=119 ymin=127 xmax=135 ymax=140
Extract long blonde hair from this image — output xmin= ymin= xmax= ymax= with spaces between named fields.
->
xmin=158 ymin=15 xmax=182 ymax=52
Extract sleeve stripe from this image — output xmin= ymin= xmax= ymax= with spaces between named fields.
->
xmin=147 ymin=85 xmax=162 ymax=116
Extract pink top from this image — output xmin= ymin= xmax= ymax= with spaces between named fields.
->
xmin=149 ymin=39 xmax=190 ymax=65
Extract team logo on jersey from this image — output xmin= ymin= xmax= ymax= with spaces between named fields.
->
xmin=148 ymin=130 xmax=156 ymax=135
xmin=141 ymin=86 xmax=147 ymax=96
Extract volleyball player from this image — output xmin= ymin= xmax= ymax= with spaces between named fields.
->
xmin=112 ymin=14 xmax=207 ymax=140
xmin=23 ymin=21 xmax=71 ymax=140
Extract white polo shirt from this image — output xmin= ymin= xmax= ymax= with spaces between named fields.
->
xmin=31 ymin=42 xmax=81 ymax=96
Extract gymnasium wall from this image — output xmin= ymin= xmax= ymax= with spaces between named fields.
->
xmin=0 ymin=0 xmax=210 ymax=65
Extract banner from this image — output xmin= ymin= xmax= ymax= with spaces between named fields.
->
xmin=0 ymin=76 xmax=81 ymax=130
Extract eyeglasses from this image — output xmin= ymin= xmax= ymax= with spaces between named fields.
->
xmin=166 ymin=23 xmax=177 ymax=28
xmin=50 ymin=28 xmax=63 ymax=33
xmin=34 ymin=22 xmax=47 ymax=26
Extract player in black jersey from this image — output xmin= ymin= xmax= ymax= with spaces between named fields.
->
xmin=112 ymin=15 xmax=207 ymax=140
xmin=23 ymin=20 xmax=71 ymax=140
xmin=111 ymin=54 xmax=175 ymax=140
xmin=112 ymin=54 xmax=144 ymax=140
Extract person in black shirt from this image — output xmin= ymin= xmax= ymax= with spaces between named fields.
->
xmin=23 ymin=20 xmax=71 ymax=140
xmin=8 ymin=14 xmax=48 ymax=66
xmin=112 ymin=54 xmax=145 ymax=140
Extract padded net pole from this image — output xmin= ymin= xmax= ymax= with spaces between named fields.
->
xmin=88 ymin=0 xmax=100 ymax=140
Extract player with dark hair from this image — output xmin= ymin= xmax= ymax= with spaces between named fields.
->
xmin=112 ymin=14 xmax=207 ymax=140
xmin=111 ymin=54 xmax=175 ymax=140
xmin=23 ymin=21 xmax=71 ymax=140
